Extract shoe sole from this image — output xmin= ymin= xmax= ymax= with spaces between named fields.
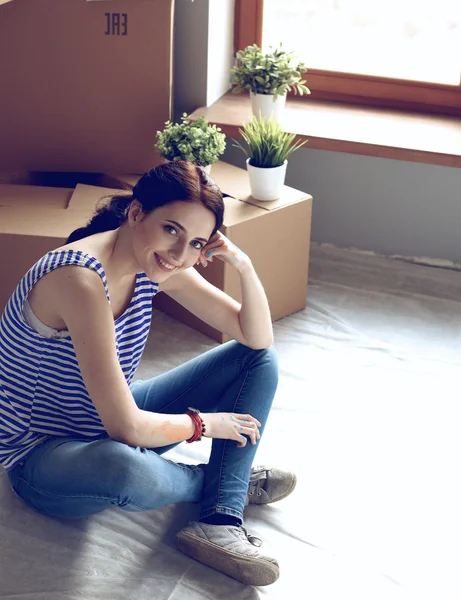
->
xmin=176 ymin=531 xmax=280 ymax=586
xmin=248 ymin=472 xmax=298 ymax=505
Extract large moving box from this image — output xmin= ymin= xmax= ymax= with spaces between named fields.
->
xmin=0 ymin=0 xmax=173 ymax=173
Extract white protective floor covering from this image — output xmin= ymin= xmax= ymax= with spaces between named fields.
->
xmin=1 ymin=243 xmax=460 ymax=600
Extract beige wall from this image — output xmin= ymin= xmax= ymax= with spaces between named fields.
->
xmin=173 ymin=0 xmax=234 ymax=120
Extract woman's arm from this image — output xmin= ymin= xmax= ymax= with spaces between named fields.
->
xmin=234 ymin=259 xmax=274 ymax=349
xmin=42 ymin=266 xmax=261 ymax=449
xmin=49 ymin=266 xmax=196 ymax=448
xmin=160 ymin=232 xmax=274 ymax=349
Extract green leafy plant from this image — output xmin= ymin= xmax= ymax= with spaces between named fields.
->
xmin=233 ymin=116 xmax=306 ymax=168
xmin=155 ymin=114 xmax=226 ymax=167
xmin=231 ymin=44 xmax=310 ymax=98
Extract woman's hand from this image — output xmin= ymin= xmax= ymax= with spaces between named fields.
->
xmin=197 ymin=231 xmax=250 ymax=273
xmin=201 ymin=412 xmax=261 ymax=447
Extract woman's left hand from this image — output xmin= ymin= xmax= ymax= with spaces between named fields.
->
xmin=197 ymin=231 xmax=251 ymax=272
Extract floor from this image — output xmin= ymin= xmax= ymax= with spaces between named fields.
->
xmin=1 ymin=242 xmax=460 ymax=600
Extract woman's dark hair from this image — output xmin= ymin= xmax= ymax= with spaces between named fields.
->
xmin=67 ymin=161 xmax=224 ymax=243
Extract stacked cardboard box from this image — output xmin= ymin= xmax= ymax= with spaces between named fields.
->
xmin=0 ymin=0 xmax=173 ymax=173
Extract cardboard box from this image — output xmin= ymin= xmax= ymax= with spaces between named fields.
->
xmin=0 ymin=185 xmax=75 ymax=312
xmin=104 ymin=162 xmax=313 ymax=342
xmin=67 ymin=183 xmax=125 ymax=216
xmin=0 ymin=0 xmax=173 ymax=173
xmin=0 ymin=178 xmax=122 ymax=313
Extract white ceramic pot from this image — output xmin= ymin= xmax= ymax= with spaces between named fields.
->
xmin=246 ymin=158 xmax=287 ymax=201
xmin=250 ymin=92 xmax=287 ymax=122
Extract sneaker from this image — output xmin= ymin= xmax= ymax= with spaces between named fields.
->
xmin=246 ymin=466 xmax=297 ymax=506
xmin=176 ymin=521 xmax=279 ymax=586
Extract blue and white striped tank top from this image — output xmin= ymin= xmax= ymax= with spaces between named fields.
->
xmin=0 ymin=249 xmax=158 ymax=471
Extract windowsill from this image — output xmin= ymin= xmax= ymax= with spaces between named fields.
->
xmin=190 ymin=92 xmax=461 ymax=169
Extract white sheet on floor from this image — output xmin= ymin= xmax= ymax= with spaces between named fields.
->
xmin=1 ymin=243 xmax=460 ymax=600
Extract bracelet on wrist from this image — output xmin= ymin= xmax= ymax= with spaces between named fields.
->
xmin=185 ymin=407 xmax=206 ymax=443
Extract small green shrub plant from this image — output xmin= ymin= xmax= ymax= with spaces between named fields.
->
xmin=155 ymin=114 xmax=226 ymax=167
xmin=231 ymin=44 xmax=310 ymax=99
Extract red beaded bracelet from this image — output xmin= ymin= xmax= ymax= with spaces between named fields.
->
xmin=186 ymin=407 xmax=206 ymax=443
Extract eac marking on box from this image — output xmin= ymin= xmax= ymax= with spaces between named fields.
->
xmin=105 ymin=13 xmax=127 ymax=36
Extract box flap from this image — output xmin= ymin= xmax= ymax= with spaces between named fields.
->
xmin=238 ymin=186 xmax=311 ymax=211
xmin=210 ymin=162 xmax=252 ymax=200
xmin=68 ymin=183 xmax=127 ymax=215
xmin=222 ymin=197 xmax=265 ymax=228
xmin=0 ymin=184 xmax=73 ymax=209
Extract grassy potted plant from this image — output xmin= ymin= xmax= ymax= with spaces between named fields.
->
xmin=231 ymin=44 xmax=310 ymax=122
xmin=233 ymin=116 xmax=306 ymax=201
xmin=155 ymin=113 xmax=226 ymax=173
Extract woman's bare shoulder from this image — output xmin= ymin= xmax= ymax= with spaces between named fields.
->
xmin=28 ymin=253 xmax=107 ymax=330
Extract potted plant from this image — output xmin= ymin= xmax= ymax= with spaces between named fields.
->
xmin=230 ymin=44 xmax=310 ymax=122
xmin=155 ymin=113 xmax=226 ymax=173
xmin=233 ymin=115 xmax=306 ymax=201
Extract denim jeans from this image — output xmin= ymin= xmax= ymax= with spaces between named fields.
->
xmin=8 ymin=341 xmax=278 ymax=523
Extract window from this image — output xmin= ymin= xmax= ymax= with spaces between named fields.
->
xmin=234 ymin=0 xmax=461 ymax=115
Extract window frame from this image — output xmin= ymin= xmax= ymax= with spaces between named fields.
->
xmin=234 ymin=0 xmax=461 ymax=116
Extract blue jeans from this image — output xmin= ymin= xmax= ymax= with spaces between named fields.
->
xmin=8 ymin=341 xmax=278 ymax=523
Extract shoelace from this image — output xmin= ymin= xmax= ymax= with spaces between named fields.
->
xmin=240 ymin=525 xmax=262 ymax=548
xmin=248 ymin=468 xmax=267 ymax=498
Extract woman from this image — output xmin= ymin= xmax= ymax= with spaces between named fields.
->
xmin=0 ymin=161 xmax=296 ymax=587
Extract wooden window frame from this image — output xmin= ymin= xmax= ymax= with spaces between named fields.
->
xmin=234 ymin=0 xmax=461 ymax=117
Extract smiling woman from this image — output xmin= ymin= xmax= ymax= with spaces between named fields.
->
xmin=0 ymin=160 xmax=295 ymax=586
xmin=123 ymin=200 xmax=217 ymax=282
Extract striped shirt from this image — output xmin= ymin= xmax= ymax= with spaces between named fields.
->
xmin=0 ymin=249 xmax=158 ymax=471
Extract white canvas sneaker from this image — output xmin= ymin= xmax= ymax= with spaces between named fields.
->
xmin=246 ymin=466 xmax=297 ymax=505
xmin=176 ymin=521 xmax=279 ymax=586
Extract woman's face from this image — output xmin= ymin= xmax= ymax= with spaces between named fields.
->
xmin=129 ymin=200 xmax=216 ymax=282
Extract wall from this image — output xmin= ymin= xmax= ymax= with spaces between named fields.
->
xmin=174 ymin=1 xmax=461 ymax=263
xmin=206 ymin=0 xmax=234 ymax=107
xmin=173 ymin=0 xmax=209 ymax=120
xmin=173 ymin=0 xmax=234 ymax=120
